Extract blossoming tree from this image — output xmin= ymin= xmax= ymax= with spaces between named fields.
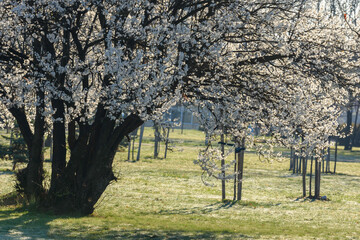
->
xmin=191 ymin=0 xmax=359 ymax=200
xmin=0 ymin=0 xmax=359 ymax=214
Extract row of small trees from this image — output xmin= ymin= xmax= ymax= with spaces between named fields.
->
xmin=1 ymin=0 xmax=360 ymax=214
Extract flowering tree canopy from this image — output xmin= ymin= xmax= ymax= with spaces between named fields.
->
xmin=0 ymin=0 xmax=359 ymax=214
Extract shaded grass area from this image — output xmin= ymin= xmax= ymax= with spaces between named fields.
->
xmin=0 ymin=129 xmax=359 ymax=239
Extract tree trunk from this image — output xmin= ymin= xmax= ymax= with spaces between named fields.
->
xmin=289 ymin=147 xmax=294 ymax=171
xmin=334 ymin=138 xmax=338 ymax=174
xmin=326 ymin=140 xmax=331 ymax=173
xmin=11 ymin=95 xmax=45 ymax=201
xmin=127 ymin=137 xmax=131 ymax=161
xmin=302 ymin=156 xmax=307 ymax=197
xmin=164 ymin=127 xmax=170 ymax=159
xmin=314 ymin=158 xmax=321 ymax=199
xmin=49 ymin=99 xmax=67 ymax=196
xmin=351 ymin=104 xmax=359 ymax=148
xmin=154 ymin=124 xmax=160 ymax=158
xmin=136 ymin=124 xmax=145 ymax=161
xmin=292 ymin=151 xmax=296 ymax=174
xmin=344 ymin=109 xmax=352 ymax=150
xmin=180 ymin=105 xmax=185 ymax=134
xmin=47 ymin=112 xmax=143 ymax=214
xmin=233 ymin=153 xmax=237 ymax=201
xmin=236 ymin=138 xmax=245 ymax=201
xmin=220 ymin=134 xmax=225 ymax=201
xmin=321 ymin=149 xmax=325 ymax=173
xmin=309 ymin=156 xmax=313 ymax=198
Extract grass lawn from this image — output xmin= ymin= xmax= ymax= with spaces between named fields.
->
xmin=0 ymin=128 xmax=359 ymax=239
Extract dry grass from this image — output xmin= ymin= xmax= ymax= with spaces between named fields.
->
xmin=0 ymin=128 xmax=359 ymax=239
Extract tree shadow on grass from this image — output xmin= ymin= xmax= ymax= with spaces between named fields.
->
xmin=157 ymin=200 xmax=276 ymax=216
xmin=0 ymin=202 xmax=90 ymax=240
xmin=48 ymin=225 xmax=254 ymax=240
xmin=0 ymin=207 xmax=254 ymax=240
xmin=158 ymin=201 xmax=237 ymax=215
xmin=0 ymin=207 xmax=57 ymax=239
xmin=330 ymin=172 xmax=360 ymax=178
xmin=87 ymin=229 xmax=254 ymax=240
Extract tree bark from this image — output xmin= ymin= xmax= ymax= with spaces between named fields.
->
xmin=302 ymin=156 xmax=307 ymax=197
xmin=314 ymin=158 xmax=321 ymax=199
xmin=236 ymin=138 xmax=245 ymax=201
xmin=47 ymin=112 xmax=143 ymax=214
xmin=11 ymin=89 xmax=45 ymax=201
xmin=154 ymin=124 xmax=160 ymax=158
xmin=15 ymin=110 xmax=45 ymax=200
xmin=334 ymin=138 xmax=338 ymax=174
xmin=220 ymin=134 xmax=225 ymax=201
xmin=136 ymin=124 xmax=145 ymax=161
xmin=344 ymin=109 xmax=352 ymax=150
xmin=164 ymin=127 xmax=170 ymax=159
xmin=49 ymin=99 xmax=67 ymax=196
xmin=289 ymin=147 xmax=294 ymax=171
xmin=309 ymin=156 xmax=313 ymax=197
xmin=351 ymin=104 xmax=359 ymax=148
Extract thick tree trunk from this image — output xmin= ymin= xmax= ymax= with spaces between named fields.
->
xmin=47 ymin=112 xmax=143 ymax=214
xmin=49 ymin=99 xmax=67 ymax=196
xmin=11 ymin=97 xmax=45 ymax=201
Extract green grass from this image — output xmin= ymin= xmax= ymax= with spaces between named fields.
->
xmin=0 ymin=128 xmax=360 ymax=239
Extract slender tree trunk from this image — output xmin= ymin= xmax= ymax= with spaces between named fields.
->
xmin=322 ymin=149 xmax=325 ymax=173
xmin=314 ymin=158 xmax=321 ymax=199
xmin=302 ymin=156 xmax=307 ymax=197
xmin=154 ymin=124 xmax=160 ymax=158
xmin=309 ymin=156 xmax=313 ymax=198
xmin=236 ymin=138 xmax=245 ymax=201
xmin=220 ymin=134 xmax=225 ymax=201
xmin=132 ymin=134 xmax=136 ymax=161
xmin=233 ymin=152 xmax=237 ymax=201
xmin=344 ymin=109 xmax=353 ymax=150
xmin=334 ymin=138 xmax=338 ymax=174
xmin=127 ymin=137 xmax=131 ymax=161
xmin=164 ymin=127 xmax=170 ymax=159
xmin=205 ymin=132 xmax=209 ymax=146
xmin=326 ymin=140 xmax=331 ymax=173
xmin=289 ymin=147 xmax=294 ymax=171
xmin=351 ymin=104 xmax=359 ymax=148
xmin=293 ymin=151 xmax=296 ymax=174
xmin=136 ymin=124 xmax=145 ymax=161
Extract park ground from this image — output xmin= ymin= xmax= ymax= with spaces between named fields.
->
xmin=0 ymin=128 xmax=359 ymax=239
